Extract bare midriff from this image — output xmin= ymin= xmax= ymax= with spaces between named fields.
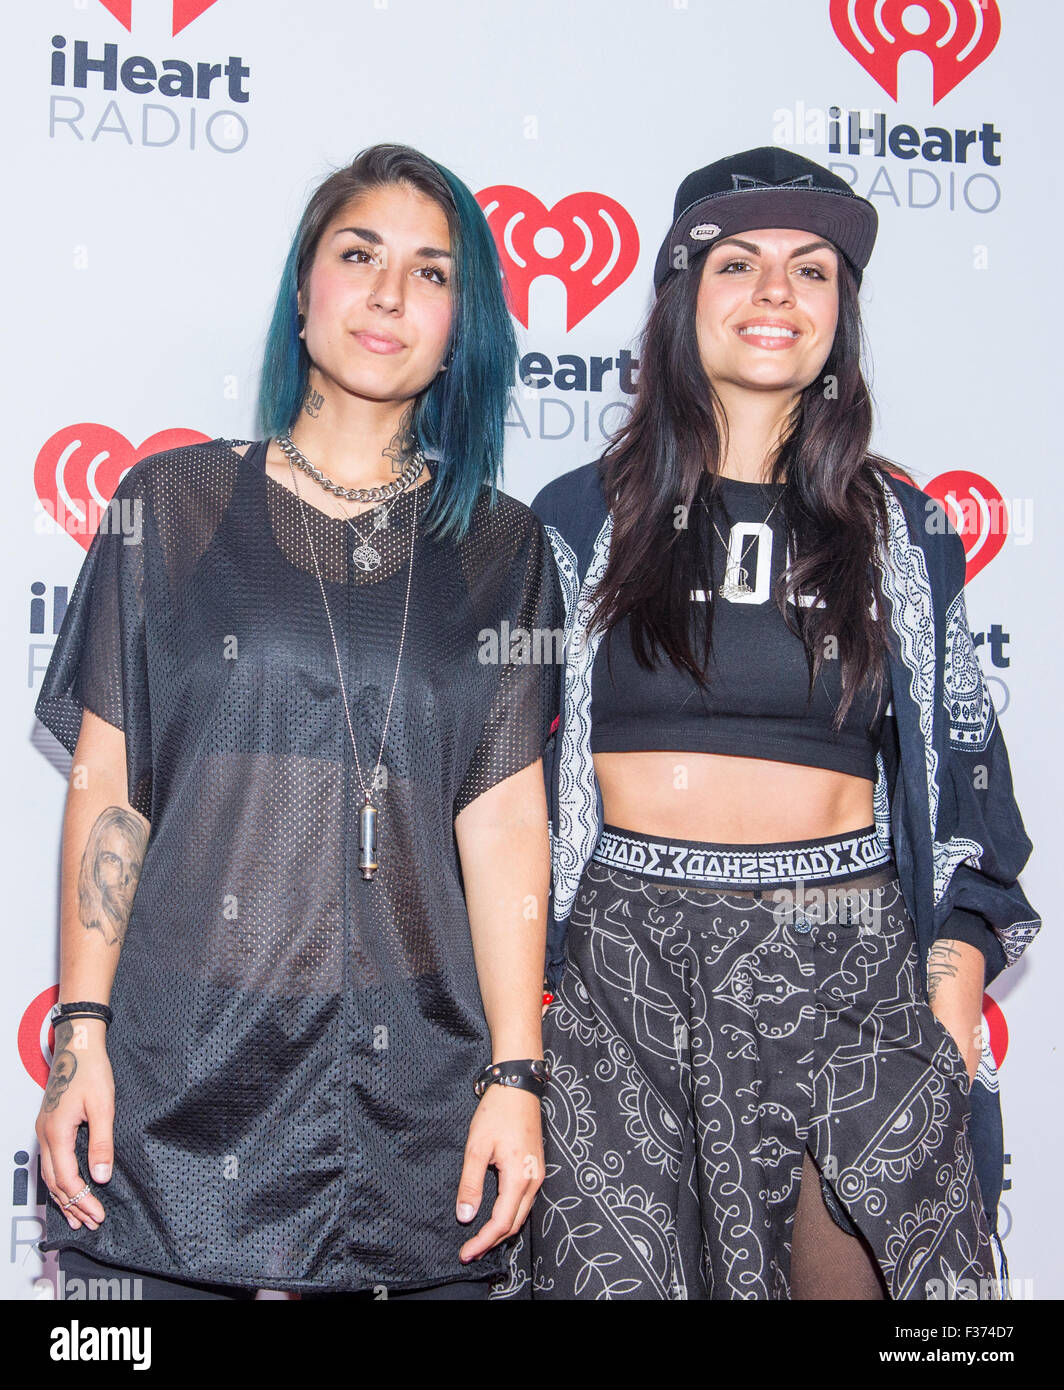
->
xmin=593 ymin=750 xmax=875 ymax=844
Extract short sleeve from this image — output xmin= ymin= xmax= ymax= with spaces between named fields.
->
xmin=34 ymin=472 xmax=153 ymax=820
xmin=453 ymin=514 xmax=564 ymax=817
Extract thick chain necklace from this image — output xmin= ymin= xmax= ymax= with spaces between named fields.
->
xmin=276 ymin=433 xmax=424 ymax=503
xmin=285 ymin=446 xmax=419 ymax=881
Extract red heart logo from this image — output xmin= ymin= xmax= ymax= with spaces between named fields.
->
xmin=96 ymin=0 xmax=222 ymax=37
xmin=35 ymin=424 xmax=211 ymax=550
xmin=476 ymin=186 xmax=639 ymax=330
xmin=923 ymin=470 xmax=1007 ymax=583
xmin=830 ymin=0 xmax=1001 ymax=105
xmin=18 ymin=984 xmax=59 ymax=1090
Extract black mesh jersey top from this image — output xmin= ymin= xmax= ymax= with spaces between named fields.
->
xmin=34 ymin=437 xmax=563 ymax=1292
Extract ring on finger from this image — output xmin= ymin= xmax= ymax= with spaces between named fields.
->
xmin=61 ymin=1183 xmax=92 ymax=1210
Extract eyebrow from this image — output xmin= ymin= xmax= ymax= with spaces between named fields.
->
xmin=712 ymin=236 xmax=835 ymax=258
xmin=331 ymin=226 xmax=452 ymax=259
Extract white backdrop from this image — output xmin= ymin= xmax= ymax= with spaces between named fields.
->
xmin=4 ymin=0 xmax=1059 ymax=1298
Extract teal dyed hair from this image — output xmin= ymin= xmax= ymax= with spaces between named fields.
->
xmin=257 ymin=144 xmax=517 ymax=540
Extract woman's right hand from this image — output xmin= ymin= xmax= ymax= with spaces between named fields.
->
xmin=35 ymin=1017 xmax=114 ymax=1230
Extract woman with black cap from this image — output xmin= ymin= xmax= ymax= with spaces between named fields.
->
xmin=492 ymin=147 xmax=1039 ymax=1300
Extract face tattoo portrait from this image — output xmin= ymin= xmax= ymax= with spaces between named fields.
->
xmin=490 ymin=147 xmax=1040 ymax=1302
xmin=33 ymin=143 xmax=562 ymax=1299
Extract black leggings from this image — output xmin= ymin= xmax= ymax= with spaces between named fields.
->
xmin=791 ymin=1149 xmax=887 ymax=1300
xmin=56 ymin=1247 xmax=492 ymax=1301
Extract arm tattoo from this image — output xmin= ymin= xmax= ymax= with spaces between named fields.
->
xmin=382 ymin=404 xmax=417 ymax=476
xmin=77 ymin=806 xmax=147 ymax=946
xmin=42 ymin=1020 xmax=77 ymax=1113
xmin=302 ymin=386 xmax=324 ymax=419
xmin=926 ymin=939 xmax=962 ymax=1006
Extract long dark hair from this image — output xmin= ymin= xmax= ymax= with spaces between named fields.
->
xmin=257 ymin=143 xmax=518 ymax=541
xmin=592 ymin=247 xmax=911 ymax=730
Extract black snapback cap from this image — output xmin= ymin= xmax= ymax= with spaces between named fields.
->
xmin=653 ymin=145 xmax=878 ymax=293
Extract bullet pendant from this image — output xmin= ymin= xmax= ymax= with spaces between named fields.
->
xmin=359 ymin=794 xmax=379 ymax=880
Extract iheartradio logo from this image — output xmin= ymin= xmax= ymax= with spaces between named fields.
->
xmin=983 ymin=992 xmax=1008 ymax=1070
xmin=34 ymin=424 xmax=210 ymax=551
xmin=830 ymin=0 xmax=1001 ymax=104
xmin=923 ymin=469 xmax=1031 ymax=583
xmin=97 ymin=0 xmax=222 ymax=36
xmin=476 ymin=186 xmax=639 ymax=330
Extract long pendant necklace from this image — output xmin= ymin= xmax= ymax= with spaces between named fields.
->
xmin=285 ymin=447 xmax=419 ymax=881
xmin=702 ymin=488 xmax=782 ymax=599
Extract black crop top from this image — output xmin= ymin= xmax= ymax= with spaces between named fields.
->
xmin=589 ymin=476 xmax=890 ymax=780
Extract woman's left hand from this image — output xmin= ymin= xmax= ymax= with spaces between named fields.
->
xmin=927 ymin=938 xmax=985 ymax=1085
xmin=455 ymin=1085 xmax=544 ymax=1264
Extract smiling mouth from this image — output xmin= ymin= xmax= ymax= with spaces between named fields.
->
xmin=737 ymin=324 xmax=800 ymax=340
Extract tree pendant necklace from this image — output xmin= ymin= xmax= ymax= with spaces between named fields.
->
xmin=285 ymin=451 xmax=419 ymax=881
xmin=344 ymin=509 xmax=388 ymax=573
xmin=351 ymin=537 xmax=382 ymax=573
xmin=338 ymin=480 xmax=421 ymax=574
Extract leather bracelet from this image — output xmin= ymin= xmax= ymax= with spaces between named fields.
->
xmin=473 ymin=1058 xmax=551 ymax=1099
xmin=50 ymin=1001 xmax=113 ymax=1028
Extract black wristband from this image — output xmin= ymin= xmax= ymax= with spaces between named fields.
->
xmin=51 ymin=1001 xmax=113 ymax=1028
xmin=473 ymin=1058 xmax=551 ymax=1099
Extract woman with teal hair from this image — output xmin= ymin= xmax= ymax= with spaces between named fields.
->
xmin=34 ymin=144 xmax=562 ymax=1299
